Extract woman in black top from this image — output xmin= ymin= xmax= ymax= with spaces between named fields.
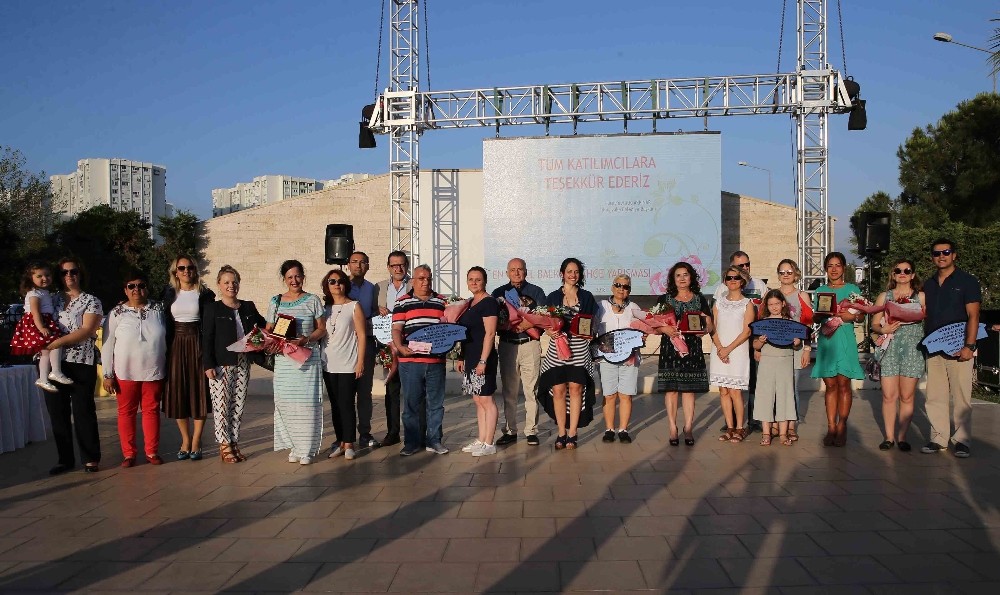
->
xmin=201 ymin=265 xmax=265 ymax=462
xmin=456 ymin=266 xmax=500 ymax=457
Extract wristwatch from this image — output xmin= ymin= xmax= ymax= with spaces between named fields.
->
xmin=965 ymin=343 xmax=978 ymax=352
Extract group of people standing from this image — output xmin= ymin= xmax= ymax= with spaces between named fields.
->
xmin=13 ymin=235 xmax=984 ymax=475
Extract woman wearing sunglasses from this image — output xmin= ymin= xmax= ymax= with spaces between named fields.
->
xmin=101 ymin=271 xmax=168 ymax=467
xmin=775 ymin=259 xmax=814 ymax=442
xmin=811 ymin=252 xmax=864 ymax=447
xmin=711 ymin=266 xmax=756 ymax=443
xmin=596 ymin=274 xmax=644 ymax=444
xmin=870 ymin=259 xmax=925 ymax=452
xmin=161 ymin=255 xmax=215 ymax=461
xmin=321 ymin=269 xmax=367 ymax=461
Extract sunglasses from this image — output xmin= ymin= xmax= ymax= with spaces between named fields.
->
xmin=736 ymin=262 xmax=750 ymax=268
xmin=893 ymin=267 xmax=913 ymax=275
xmin=126 ymin=282 xmax=147 ymax=290
xmin=612 ymin=282 xmax=631 ymax=290
xmin=176 ymin=265 xmax=196 ymax=272
xmin=327 ymin=278 xmax=349 ymax=286
xmin=777 ymin=270 xmax=795 ymax=276
xmin=931 ymin=249 xmax=954 ymax=257
xmin=725 ymin=275 xmax=742 ymax=281
xmin=61 ymin=268 xmax=79 ymax=277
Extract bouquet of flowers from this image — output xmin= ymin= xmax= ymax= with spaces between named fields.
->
xmin=521 ymin=305 xmax=573 ymax=360
xmin=498 ymin=294 xmax=543 ymax=340
xmin=441 ymin=295 xmax=471 ymax=323
xmin=820 ymin=292 xmax=880 ymax=338
xmin=376 ymin=343 xmax=398 ymax=382
xmin=874 ymin=296 xmax=926 ymax=350
xmin=630 ymin=302 xmax=690 ymax=357
xmin=226 ymin=325 xmax=312 ymax=367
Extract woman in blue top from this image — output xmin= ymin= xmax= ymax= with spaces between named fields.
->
xmin=811 ymin=252 xmax=864 ymax=447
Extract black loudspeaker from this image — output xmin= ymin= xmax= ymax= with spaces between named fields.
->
xmin=359 ymin=104 xmax=377 ymax=149
xmin=325 ymin=224 xmax=354 ymax=265
xmin=863 ymin=212 xmax=891 ymax=255
xmin=848 ymin=99 xmax=868 ymax=131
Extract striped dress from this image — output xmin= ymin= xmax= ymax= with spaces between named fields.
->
xmin=267 ymin=293 xmax=325 ymax=458
xmin=538 ymin=289 xmax=599 ymax=428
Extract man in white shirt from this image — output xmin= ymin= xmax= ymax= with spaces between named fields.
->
xmin=714 ymin=251 xmax=765 ymax=433
xmin=376 ymin=251 xmax=413 ymax=446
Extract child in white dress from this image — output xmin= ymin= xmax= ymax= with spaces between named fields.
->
xmin=9 ymin=263 xmax=73 ymax=392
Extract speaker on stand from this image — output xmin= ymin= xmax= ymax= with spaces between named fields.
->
xmin=325 ymin=224 xmax=355 ymax=266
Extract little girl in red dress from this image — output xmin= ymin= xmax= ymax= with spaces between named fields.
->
xmin=9 ymin=263 xmax=73 ymax=392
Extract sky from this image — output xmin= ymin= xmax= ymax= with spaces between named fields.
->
xmin=2 ymin=0 xmax=996 ymax=257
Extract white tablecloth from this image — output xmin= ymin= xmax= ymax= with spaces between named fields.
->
xmin=0 ymin=365 xmax=48 ymax=453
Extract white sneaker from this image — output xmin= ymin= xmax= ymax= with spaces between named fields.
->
xmin=299 ymin=456 xmax=313 ymax=465
xmin=344 ymin=448 xmax=356 ymax=460
xmin=287 ymin=454 xmax=300 ymax=463
xmin=328 ymin=445 xmax=344 ymax=459
xmin=35 ymin=379 xmax=59 ymax=393
xmin=472 ymin=443 xmax=497 ymax=457
xmin=48 ymin=372 xmax=74 ymax=385
xmin=462 ymin=439 xmax=484 ymax=453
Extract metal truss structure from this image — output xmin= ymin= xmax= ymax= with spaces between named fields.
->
xmin=372 ymin=0 xmax=854 ymax=289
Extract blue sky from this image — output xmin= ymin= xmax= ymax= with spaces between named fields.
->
xmin=2 ymin=1 xmax=996 ymax=256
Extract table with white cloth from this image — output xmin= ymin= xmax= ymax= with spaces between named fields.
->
xmin=0 ymin=365 xmax=48 ymax=453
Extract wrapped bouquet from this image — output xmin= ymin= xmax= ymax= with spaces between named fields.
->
xmin=498 ymin=292 xmax=543 ymax=340
xmin=875 ymin=296 xmax=926 ymax=350
xmin=441 ymin=296 xmax=471 ymax=323
xmin=227 ymin=325 xmax=312 ymax=367
xmin=522 ymin=305 xmax=573 ymax=360
xmin=820 ymin=292 xmax=880 ymax=338
xmin=630 ymin=302 xmax=690 ymax=357
xmin=376 ymin=343 xmax=398 ymax=382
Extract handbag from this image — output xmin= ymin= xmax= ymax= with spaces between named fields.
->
xmin=253 ymin=295 xmax=282 ymax=371
xmin=864 ymin=352 xmax=882 ymax=383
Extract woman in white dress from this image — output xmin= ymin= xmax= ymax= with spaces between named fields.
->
xmin=711 ymin=266 xmax=756 ymax=443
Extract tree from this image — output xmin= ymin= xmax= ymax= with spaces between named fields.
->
xmin=1 ymin=146 xmax=54 ymax=302
xmin=897 ymin=94 xmax=1000 ymax=226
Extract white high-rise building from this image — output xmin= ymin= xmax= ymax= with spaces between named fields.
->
xmin=50 ymin=158 xmax=167 ymax=240
xmin=211 ymin=175 xmax=321 ymax=217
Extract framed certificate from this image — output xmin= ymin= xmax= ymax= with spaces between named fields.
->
xmin=569 ymin=314 xmax=594 ymax=338
xmin=682 ymin=313 xmax=706 ymax=334
xmin=273 ymin=314 xmax=296 ymax=338
xmin=815 ymin=293 xmax=837 ymax=314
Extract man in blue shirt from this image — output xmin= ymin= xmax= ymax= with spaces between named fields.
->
xmin=347 ymin=251 xmax=380 ymax=448
xmin=491 ymin=258 xmax=547 ymax=446
xmin=921 ymin=238 xmax=981 ymax=458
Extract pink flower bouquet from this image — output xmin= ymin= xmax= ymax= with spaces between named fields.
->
xmin=226 ymin=325 xmax=312 ymax=368
xmin=521 ymin=305 xmax=572 ymax=360
xmin=499 ymin=298 xmax=543 ymax=340
xmin=441 ymin=296 xmax=471 ymax=323
xmin=630 ymin=303 xmax=689 ymax=357
xmin=376 ymin=343 xmax=398 ymax=382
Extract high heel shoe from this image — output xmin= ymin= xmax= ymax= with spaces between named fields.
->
xmin=554 ymin=435 xmax=568 ymax=450
xmin=669 ymin=429 xmax=680 ymax=447
xmin=683 ymin=426 xmax=695 ymax=446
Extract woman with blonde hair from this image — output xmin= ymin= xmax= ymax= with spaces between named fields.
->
xmin=871 ymin=258 xmax=925 ymax=452
xmin=161 ymin=255 xmax=215 ymax=460
xmin=774 ymin=258 xmax=813 ymax=441
xmin=202 ymin=265 xmax=265 ymax=462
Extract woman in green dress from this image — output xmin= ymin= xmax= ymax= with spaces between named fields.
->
xmin=870 ymin=259 xmax=925 ymax=452
xmin=811 ymin=252 xmax=864 ymax=447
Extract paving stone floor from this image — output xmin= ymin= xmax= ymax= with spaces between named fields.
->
xmin=1 ymin=367 xmax=999 ymax=593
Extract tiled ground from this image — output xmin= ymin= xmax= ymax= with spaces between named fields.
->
xmin=1 ymin=366 xmax=999 ymax=594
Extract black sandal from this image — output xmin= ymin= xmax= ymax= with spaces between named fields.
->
xmin=565 ymin=435 xmax=578 ymax=450
xmin=554 ymin=435 xmax=567 ymax=450
xmin=684 ymin=427 xmax=695 ymax=446
xmin=669 ymin=431 xmax=680 ymax=447
xmin=878 ymin=440 xmax=895 ymax=451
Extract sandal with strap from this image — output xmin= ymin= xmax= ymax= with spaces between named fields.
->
xmin=718 ymin=428 xmax=735 ymax=442
xmin=220 ymin=444 xmax=240 ymax=464
xmin=565 ymin=435 xmax=578 ymax=450
xmin=729 ymin=428 xmax=746 ymax=443
xmin=232 ymin=443 xmax=248 ymax=462
xmin=787 ymin=428 xmax=799 ymax=442
xmin=760 ymin=433 xmax=772 ymax=446
xmin=554 ymin=435 xmax=568 ymax=450
xmin=780 ymin=434 xmax=794 ymax=447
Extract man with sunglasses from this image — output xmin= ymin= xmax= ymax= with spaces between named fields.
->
xmin=491 ymin=258 xmax=547 ymax=446
xmin=347 ymin=251 xmax=380 ymax=449
xmin=713 ymin=251 xmax=766 ymax=433
xmin=921 ymin=238 xmax=981 ymax=458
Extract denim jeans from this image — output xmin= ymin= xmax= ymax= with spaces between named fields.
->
xmin=399 ymin=361 xmax=446 ymax=449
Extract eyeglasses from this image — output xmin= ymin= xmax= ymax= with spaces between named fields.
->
xmin=931 ymin=249 xmax=953 ymax=257
xmin=176 ymin=265 xmax=196 ymax=272
xmin=893 ymin=267 xmax=913 ymax=275
xmin=612 ymin=283 xmax=632 ymax=290
xmin=327 ymin=278 xmax=349 ymax=286
xmin=349 ymin=260 xmax=369 ymax=266
xmin=126 ymin=283 xmax=147 ymax=290
xmin=777 ymin=270 xmax=795 ymax=276
xmin=736 ymin=262 xmax=750 ymax=268
xmin=725 ymin=275 xmax=742 ymax=281
xmin=61 ymin=268 xmax=79 ymax=277
xmin=388 ymin=263 xmax=406 ymax=269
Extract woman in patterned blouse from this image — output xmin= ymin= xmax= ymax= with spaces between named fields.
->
xmin=44 ymin=258 xmax=104 ymax=475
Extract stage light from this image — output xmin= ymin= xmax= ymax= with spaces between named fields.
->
xmin=359 ymin=104 xmax=377 ymax=149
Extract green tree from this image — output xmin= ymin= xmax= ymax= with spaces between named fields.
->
xmin=0 ymin=146 xmax=54 ymax=302
xmin=897 ymin=93 xmax=1000 ymax=226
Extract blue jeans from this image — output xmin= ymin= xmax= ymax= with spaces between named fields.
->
xmin=398 ymin=361 xmax=446 ymax=449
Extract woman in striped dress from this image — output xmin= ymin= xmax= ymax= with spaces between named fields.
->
xmin=266 ymin=260 xmax=327 ymax=465
xmin=538 ymin=258 xmax=599 ymax=450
